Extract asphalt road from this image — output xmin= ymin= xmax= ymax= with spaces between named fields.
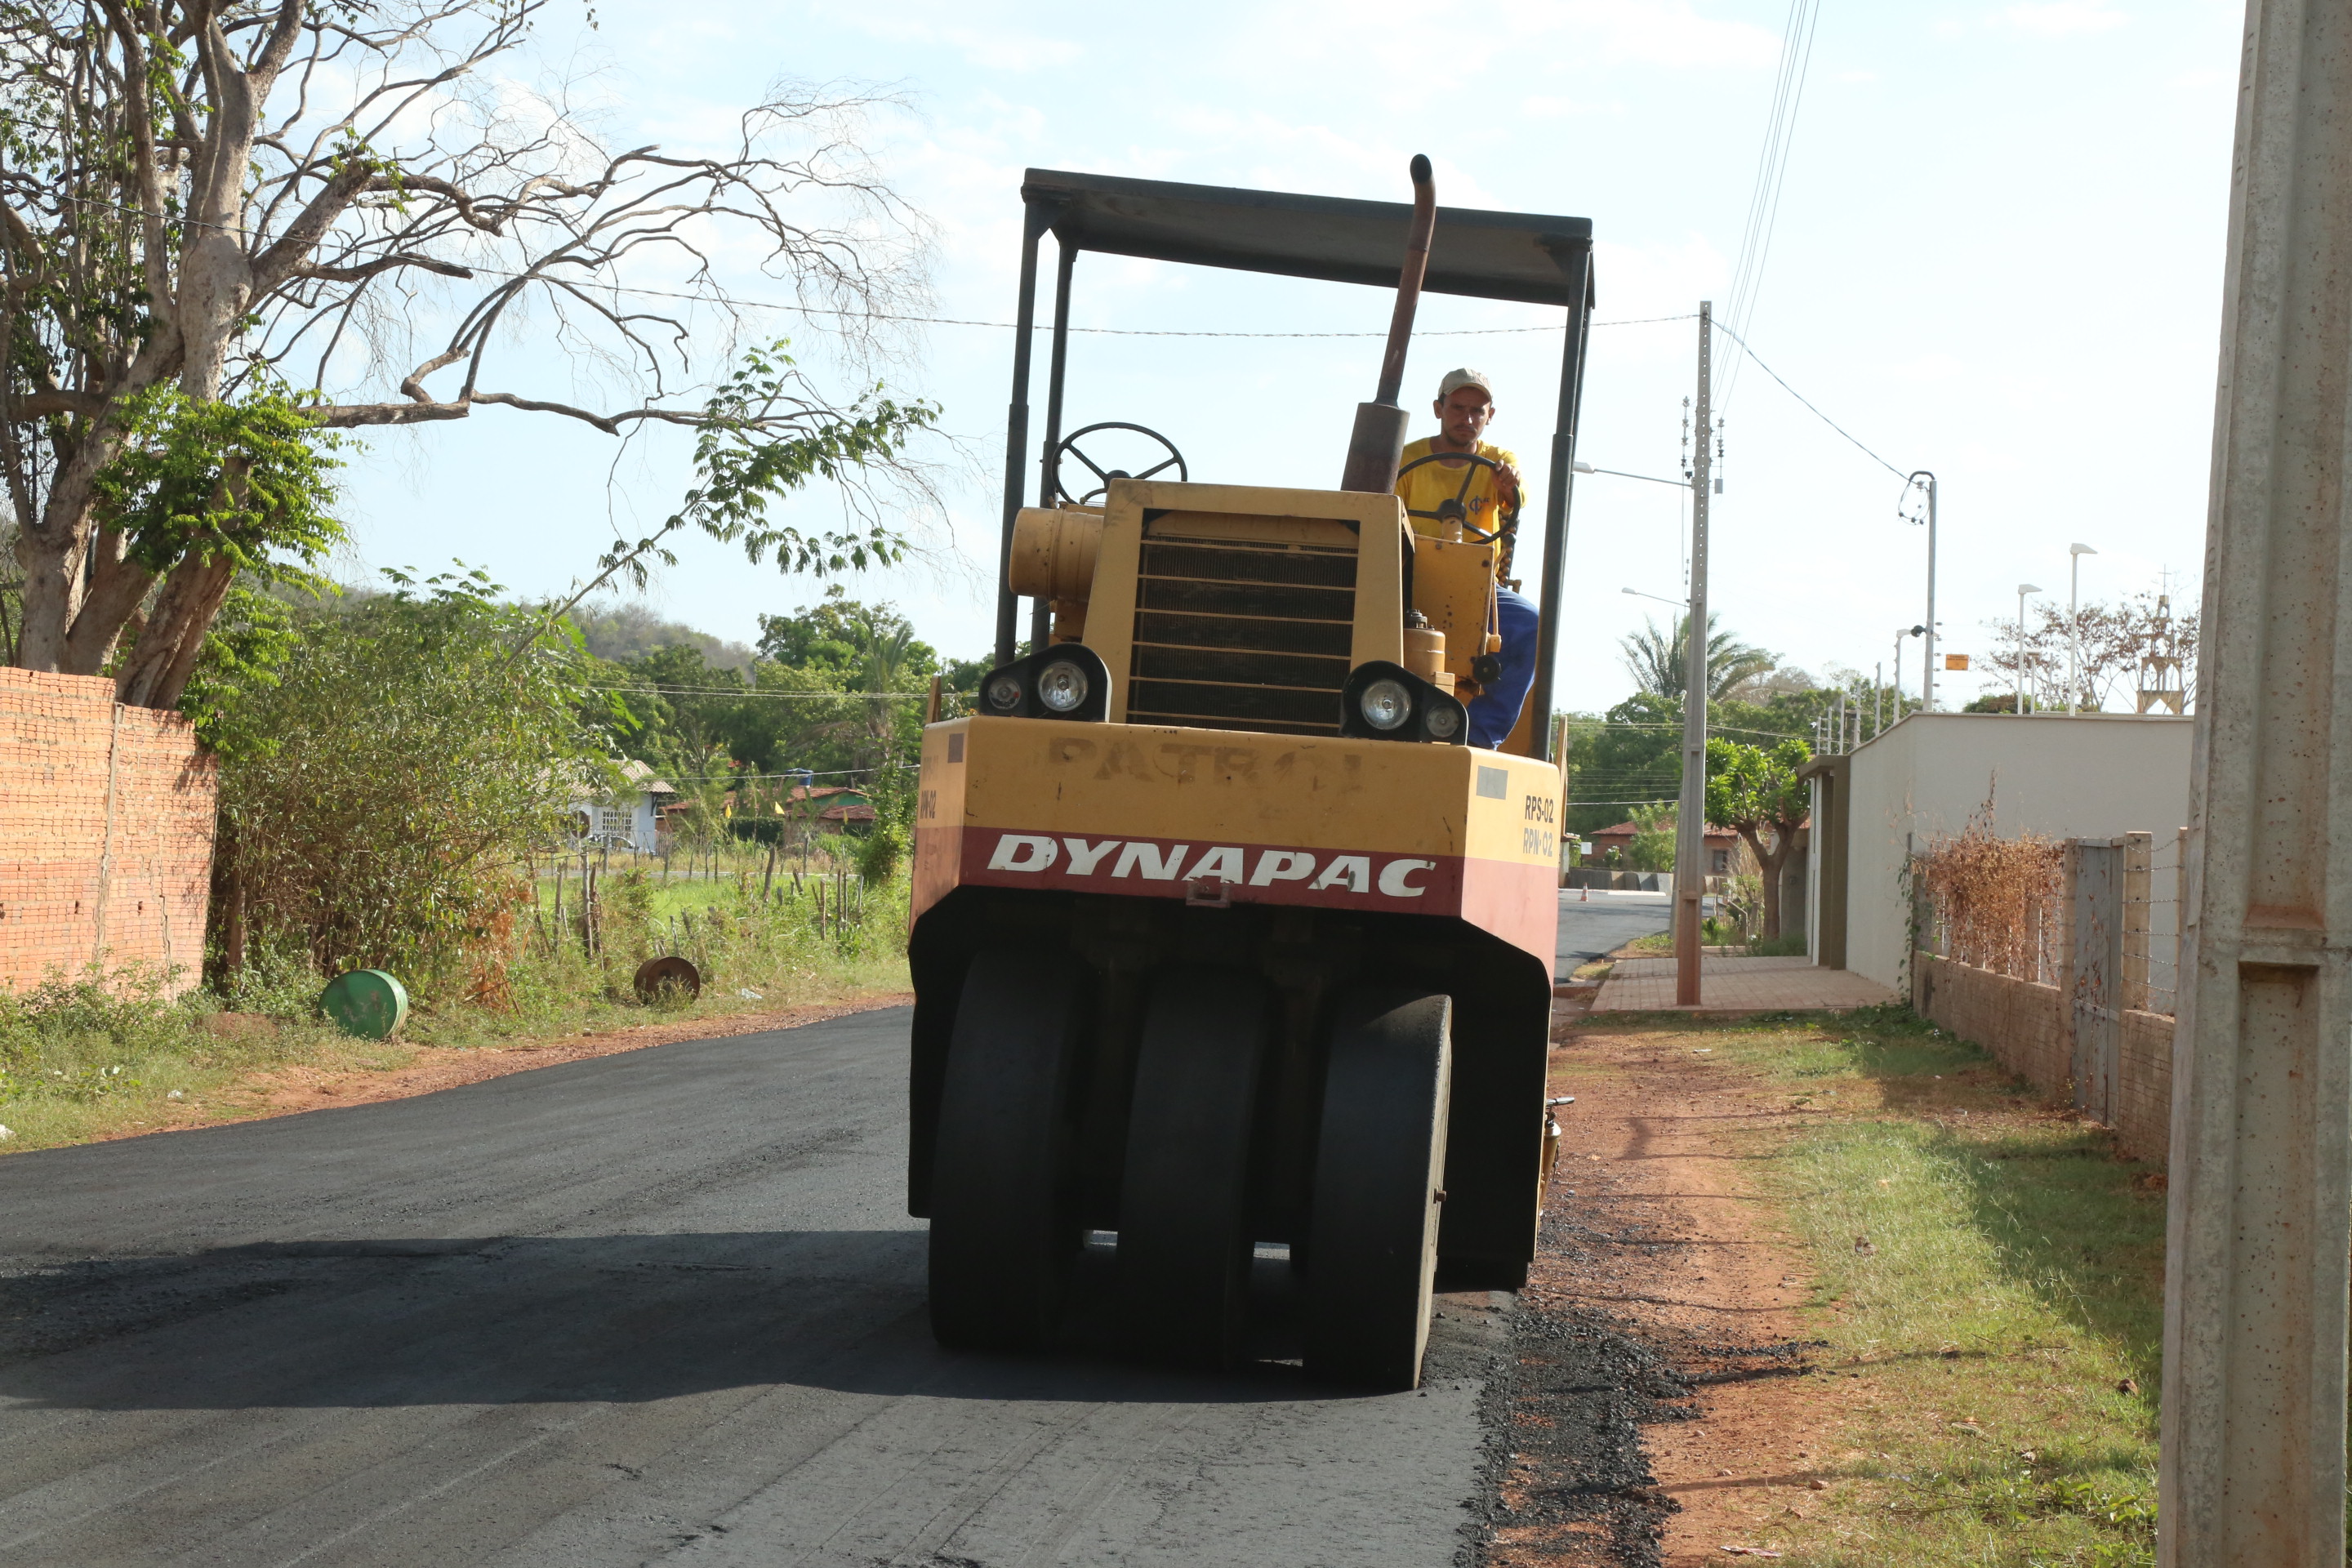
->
xmin=1555 ymin=890 xmax=1672 ymax=973
xmin=0 ymin=1007 xmax=1519 ymax=1567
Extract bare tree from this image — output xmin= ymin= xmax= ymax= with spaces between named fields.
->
xmin=1979 ymin=590 xmax=2199 ymax=713
xmin=0 ymin=0 xmax=934 ymax=710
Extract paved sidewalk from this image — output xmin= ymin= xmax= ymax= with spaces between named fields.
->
xmin=1592 ymin=954 xmax=1898 ymax=1014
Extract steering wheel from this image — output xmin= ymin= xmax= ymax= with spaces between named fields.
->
xmin=1395 ymin=450 xmax=1517 ymax=541
xmin=1051 ymin=421 xmax=1188 ymax=506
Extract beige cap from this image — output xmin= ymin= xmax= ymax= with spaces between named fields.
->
xmin=1437 ymin=368 xmax=1494 ymax=401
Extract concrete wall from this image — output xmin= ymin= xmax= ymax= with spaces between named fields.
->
xmin=1913 ymin=951 xmax=2175 ymax=1165
xmin=0 ymin=668 xmax=217 ymax=995
xmin=1842 ymin=712 xmax=2193 ymax=991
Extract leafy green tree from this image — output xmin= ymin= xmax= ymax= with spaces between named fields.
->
xmin=1620 ymin=613 xmax=1777 ymax=702
xmin=212 ymin=568 xmax=612 ymax=991
xmin=590 ymin=590 xmax=942 ymax=804
xmin=1561 ymin=692 xmax=1683 ymax=836
xmin=757 ymin=586 xmax=932 ymax=672
xmin=1627 ymin=804 xmax=1677 ymax=872
xmin=1704 ymin=736 xmax=1812 ymax=938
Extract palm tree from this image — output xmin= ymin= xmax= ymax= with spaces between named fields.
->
xmin=854 ymin=612 xmax=919 ymax=768
xmin=1620 ymin=613 xmax=1777 ymax=702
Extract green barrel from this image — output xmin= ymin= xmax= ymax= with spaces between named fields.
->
xmin=319 ymin=969 xmax=408 ymax=1040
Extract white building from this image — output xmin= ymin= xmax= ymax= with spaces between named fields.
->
xmin=1805 ymin=712 xmax=2194 ymax=991
xmin=569 ymin=760 xmax=675 ymax=851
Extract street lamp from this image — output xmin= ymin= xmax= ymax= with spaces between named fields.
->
xmin=1580 ymin=460 xmax=1691 ymax=488
xmin=1904 ymin=471 xmax=1940 ymax=708
xmin=1893 ymin=624 xmax=1926 ymax=719
xmin=1621 ymin=586 xmax=1686 ymax=609
xmin=2016 ymin=583 xmax=2042 ymax=714
xmin=2067 ymin=544 xmax=2098 ymax=712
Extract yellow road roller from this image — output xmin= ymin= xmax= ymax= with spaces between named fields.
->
xmin=908 ymin=159 xmax=1593 ymax=1389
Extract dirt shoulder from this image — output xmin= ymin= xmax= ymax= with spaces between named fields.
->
xmin=1478 ymin=1011 xmax=2165 ymax=1568
xmin=82 ymin=991 xmax=915 ymax=1147
xmin=1481 ymin=1023 xmax=1836 ymax=1566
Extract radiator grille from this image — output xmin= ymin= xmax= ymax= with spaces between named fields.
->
xmin=1125 ymin=537 xmax=1356 ymax=735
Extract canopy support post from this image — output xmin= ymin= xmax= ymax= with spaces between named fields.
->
xmin=993 ymin=203 xmax=1055 ymax=667
xmin=1528 ymin=259 xmax=1592 ymax=763
xmin=1030 ymin=240 xmax=1077 ymax=652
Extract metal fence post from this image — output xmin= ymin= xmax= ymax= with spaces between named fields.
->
xmin=2158 ymin=0 xmax=2352 ymax=1556
xmin=2123 ymin=831 xmax=2153 ymax=1012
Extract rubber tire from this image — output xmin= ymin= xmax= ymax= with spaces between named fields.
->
xmin=927 ymin=951 xmax=1090 ymax=1352
xmin=1117 ymin=968 xmax=1272 ymax=1368
xmin=1301 ymin=989 xmax=1453 ymax=1391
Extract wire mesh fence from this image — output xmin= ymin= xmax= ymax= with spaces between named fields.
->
xmin=1916 ymin=822 xmax=2189 ymax=1016
xmin=1913 ymin=818 xmax=2065 ymax=983
xmin=2126 ymin=828 xmax=2188 ymax=1016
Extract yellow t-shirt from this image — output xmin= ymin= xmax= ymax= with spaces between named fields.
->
xmin=1396 ymin=436 xmax=1520 ymax=576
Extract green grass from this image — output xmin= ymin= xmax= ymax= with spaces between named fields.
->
xmin=0 ymin=871 xmax=912 ymax=1156
xmin=1666 ymin=1008 xmax=2165 ymax=1566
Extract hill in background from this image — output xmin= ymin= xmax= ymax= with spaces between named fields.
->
xmin=568 ymin=601 xmax=756 ymax=675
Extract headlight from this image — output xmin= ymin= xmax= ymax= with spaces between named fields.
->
xmin=1359 ymin=678 xmax=1413 ymax=731
xmin=1339 ymin=661 xmax=1468 ymax=745
xmin=1036 ymin=659 xmax=1089 ymax=713
xmin=970 ymin=644 xmax=1110 ymax=722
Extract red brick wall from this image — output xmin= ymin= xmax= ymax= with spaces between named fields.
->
xmin=1913 ymin=951 xmax=2174 ymax=1165
xmin=0 ymin=668 xmax=216 ymax=996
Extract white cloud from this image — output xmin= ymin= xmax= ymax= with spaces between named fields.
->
xmin=1523 ymin=95 xmax=1619 ymax=119
xmin=840 ymin=16 xmax=1080 ymax=71
xmin=1235 ymin=0 xmax=1779 ymax=79
xmin=1592 ymin=235 xmax=1731 ymax=319
xmin=2002 ymin=2 xmax=2128 ymax=38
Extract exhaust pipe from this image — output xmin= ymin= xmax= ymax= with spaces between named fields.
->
xmin=1339 ymin=154 xmax=1437 ymax=494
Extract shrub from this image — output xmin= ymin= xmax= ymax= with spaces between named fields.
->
xmin=212 ymin=568 xmax=617 ymax=996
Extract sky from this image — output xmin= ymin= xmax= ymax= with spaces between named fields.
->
xmin=329 ymin=0 xmax=2246 ymax=715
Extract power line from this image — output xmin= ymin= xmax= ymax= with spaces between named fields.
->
xmin=1720 ymin=0 xmax=1823 ymax=412
xmin=1709 ymin=319 xmax=1908 ymax=481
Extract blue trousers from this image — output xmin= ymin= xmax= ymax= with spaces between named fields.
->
xmin=1468 ymin=586 xmax=1540 ymax=748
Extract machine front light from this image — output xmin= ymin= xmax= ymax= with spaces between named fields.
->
xmin=1422 ymin=703 xmax=1461 ymax=741
xmin=1036 ymin=660 xmax=1089 ymax=713
xmin=1359 ymin=678 xmax=1413 ymax=732
xmin=985 ymin=673 xmax=1027 ymax=712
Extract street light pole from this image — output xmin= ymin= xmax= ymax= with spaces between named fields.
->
xmin=1892 ymin=625 xmax=1924 ymax=724
xmin=2068 ymin=544 xmax=2097 ymax=713
xmin=1908 ymin=471 xmax=1940 ymax=708
xmin=2016 ymin=582 xmax=2043 ymax=713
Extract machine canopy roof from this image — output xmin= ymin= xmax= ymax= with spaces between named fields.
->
xmin=1022 ymin=168 xmax=1594 ymax=310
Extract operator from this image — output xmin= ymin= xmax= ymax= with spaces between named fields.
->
xmin=1395 ymin=368 xmax=1539 ymax=748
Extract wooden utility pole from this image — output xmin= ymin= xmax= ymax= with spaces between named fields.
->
xmin=2159 ymin=2 xmax=2352 ymax=1558
xmin=1673 ymin=303 xmax=1713 ymax=1006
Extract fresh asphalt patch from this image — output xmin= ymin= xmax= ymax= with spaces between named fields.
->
xmin=0 ymin=1005 xmax=1536 ymax=1567
xmin=0 ymin=1000 xmax=1752 ymax=1568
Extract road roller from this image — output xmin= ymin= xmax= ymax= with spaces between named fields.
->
xmin=908 ymin=159 xmax=1594 ymax=1388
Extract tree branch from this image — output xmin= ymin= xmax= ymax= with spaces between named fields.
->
xmin=289 ymin=252 xmax=475 ymax=284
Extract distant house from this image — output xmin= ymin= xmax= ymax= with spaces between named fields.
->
xmin=1587 ymin=819 xmax=1749 ymax=878
xmin=568 ymin=760 xmax=675 ymax=850
xmin=787 ymin=783 xmax=875 ymax=835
